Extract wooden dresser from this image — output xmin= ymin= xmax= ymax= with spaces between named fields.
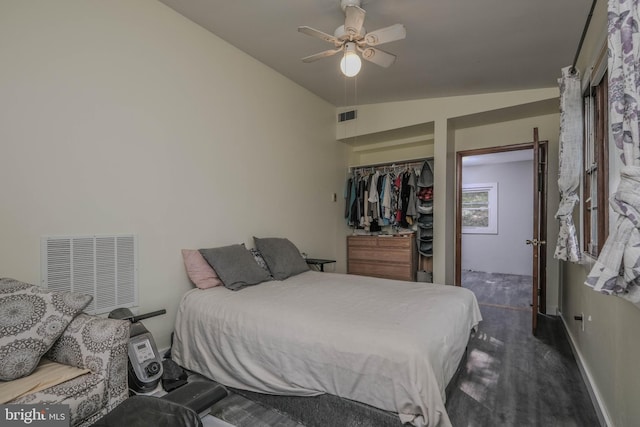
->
xmin=347 ymin=234 xmax=417 ymax=281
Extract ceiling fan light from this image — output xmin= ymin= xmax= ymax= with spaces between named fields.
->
xmin=340 ymin=43 xmax=361 ymax=77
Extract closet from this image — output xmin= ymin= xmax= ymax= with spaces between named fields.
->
xmin=345 ymin=159 xmax=434 ymax=282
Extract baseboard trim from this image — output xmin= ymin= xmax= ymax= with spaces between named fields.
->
xmin=559 ymin=314 xmax=613 ymax=427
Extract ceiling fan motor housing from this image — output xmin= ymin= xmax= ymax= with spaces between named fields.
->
xmin=340 ymin=0 xmax=362 ymax=12
xmin=334 ymin=24 xmax=365 ymax=41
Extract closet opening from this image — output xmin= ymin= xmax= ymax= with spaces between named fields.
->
xmin=345 ymin=158 xmax=434 ymax=282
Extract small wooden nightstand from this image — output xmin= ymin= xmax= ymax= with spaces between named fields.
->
xmin=305 ymin=258 xmax=336 ymax=272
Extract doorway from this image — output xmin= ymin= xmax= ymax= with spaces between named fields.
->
xmin=455 ymin=140 xmax=548 ymax=333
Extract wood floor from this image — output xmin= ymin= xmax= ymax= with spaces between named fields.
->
xmin=204 ymin=271 xmax=600 ymax=426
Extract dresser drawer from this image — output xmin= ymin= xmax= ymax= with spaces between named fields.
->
xmin=346 ymin=236 xmax=379 ymax=247
xmin=377 ymin=236 xmax=413 ymax=248
xmin=347 ymin=235 xmax=413 ymax=248
xmin=348 ymin=261 xmax=413 ymax=281
xmin=348 ymin=247 xmax=411 ymax=264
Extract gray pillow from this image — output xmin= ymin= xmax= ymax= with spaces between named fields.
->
xmin=253 ymin=237 xmax=309 ymax=281
xmin=199 ymin=244 xmax=271 ymax=291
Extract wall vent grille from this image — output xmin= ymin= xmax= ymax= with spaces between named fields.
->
xmin=41 ymin=234 xmax=138 ymax=314
xmin=338 ymin=110 xmax=357 ymax=122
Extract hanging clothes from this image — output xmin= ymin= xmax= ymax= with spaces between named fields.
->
xmin=345 ymin=160 xmax=429 ymax=231
xmin=368 ymin=171 xmax=381 ymax=221
xmin=344 ymin=176 xmax=359 ymax=227
xmin=381 ymin=174 xmax=392 ymax=225
xmin=357 ymin=177 xmax=367 ymax=227
xmin=406 ymin=169 xmax=417 ymax=223
xmin=394 ymin=173 xmax=403 ymax=224
xmin=344 ymin=177 xmax=353 ymax=221
xmin=399 ymin=171 xmax=415 ymax=227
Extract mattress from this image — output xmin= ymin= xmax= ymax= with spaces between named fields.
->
xmin=172 ymin=271 xmax=482 ymax=427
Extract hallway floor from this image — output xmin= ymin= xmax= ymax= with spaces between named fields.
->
xmin=461 ymin=270 xmax=531 ymax=310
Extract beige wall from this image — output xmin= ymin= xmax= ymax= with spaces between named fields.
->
xmin=0 ymin=0 xmax=346 ymax=349
xmin=562 ymin=261 xmax=640 ymax=427
xmin=559 ymin=1 xmax=640 ymax=426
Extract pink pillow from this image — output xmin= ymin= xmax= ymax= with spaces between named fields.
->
xmin=181 ymin=249 xmax=223 ymax=289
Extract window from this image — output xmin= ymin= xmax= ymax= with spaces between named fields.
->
xmin=582 ymin=71 xmax=609 ymax=257
xmin=462 ymin=183 xmax=498 ymax=234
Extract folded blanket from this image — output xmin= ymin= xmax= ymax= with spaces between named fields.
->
xmin=1 ymin=358 xmax=90 ymax=403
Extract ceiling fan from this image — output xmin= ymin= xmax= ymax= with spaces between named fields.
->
xmin=298 ymin=0 xmax=407 ymax=77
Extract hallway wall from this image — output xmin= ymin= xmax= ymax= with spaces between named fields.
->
xmin=462 ymin=159 xmax=533 ymax=275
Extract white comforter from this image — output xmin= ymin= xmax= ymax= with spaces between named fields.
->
xmin=172 ymin=271 xmax=482 ymax=427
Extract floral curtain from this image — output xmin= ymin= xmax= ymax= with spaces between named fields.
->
xmin=554 ymin=66 xmax=583 ymax=262
xmin=585 ymin=0 xmax=640 ymax=308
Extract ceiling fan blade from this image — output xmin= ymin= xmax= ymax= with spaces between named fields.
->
xmin=344 ymin=5 xmax=366 ymax=37
xmin=364 ymin=24 xmax=407 ymax=46
xmin=360 ymin=47 xmax=396 ymax=68
xmin=298 ymin=26 xmax=339 ymax=45
xmin=302 ymin=48 xmax=343 ymax=63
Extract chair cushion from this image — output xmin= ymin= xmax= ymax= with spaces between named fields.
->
xmin=0 ymin=358 xmax=90 ymax=403
xmin=10 ymin=372 xmax=106 ymax=426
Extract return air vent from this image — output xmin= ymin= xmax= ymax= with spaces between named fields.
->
xmin=338 ymin=110 xmax=357 ymax=122
xmin=41 ymin=234 xmax=138 ymax=314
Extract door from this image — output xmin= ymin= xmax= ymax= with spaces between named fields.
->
xmin=456 ymin=130 xmax=548 ymax=336
xmin=527 ymin=128 xmax=548 ymax=335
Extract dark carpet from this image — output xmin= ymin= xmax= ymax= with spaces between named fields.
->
xmin=209 ymin=393 xmax=304 ymax=427
xmin=447 ymin=270 xmax=600 ymax=426
xmin=461 ymin=270 xmax=531 ymax=310
xmin=446 ymin=307 xmax=599 ymax=426
xmin=201 ymin=271 xmax=600 ymax=427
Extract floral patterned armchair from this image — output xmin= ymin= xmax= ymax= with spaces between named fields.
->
xmin=4 ymin=293 xmax=130 ymax=427
xmin=0 ymin=279 xmax=130 ymax=426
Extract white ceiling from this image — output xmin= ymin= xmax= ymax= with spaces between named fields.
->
xmin=157 ymin=0 xmax=592 ymax=107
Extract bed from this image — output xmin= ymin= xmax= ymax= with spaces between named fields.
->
xmin=172 ymin=268 xmax=481 ymax=427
